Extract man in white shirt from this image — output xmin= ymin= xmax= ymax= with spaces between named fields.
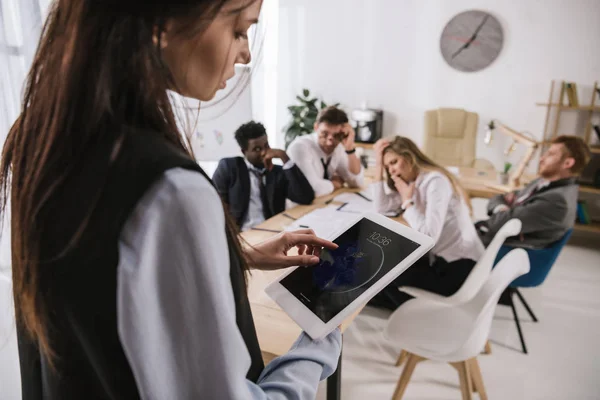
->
xmin=213 ymin=121 xmax=314 ymax=231
xmin=287 ymin=106 xmax=364 ymax=197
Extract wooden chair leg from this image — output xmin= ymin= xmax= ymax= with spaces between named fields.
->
xmin=483 ymin=341 xmax=492 ymax=355
xmin=450 ymin=361 xmax=473 ymax=400
xmin=395 ymin=350 xmax=408 ymax=367
xmin=468 ymin=358 xmax=488 ymax=400
xmin=392 ymin=353 xmax=423 ymax=400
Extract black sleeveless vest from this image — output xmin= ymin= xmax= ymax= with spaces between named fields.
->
xmin=16 ymin=130 xmax=264 ymax=399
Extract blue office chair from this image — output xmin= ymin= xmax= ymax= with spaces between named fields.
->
xmin=493 ymin=229 xmax=573 ymax=354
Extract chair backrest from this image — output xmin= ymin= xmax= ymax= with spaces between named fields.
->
xmin=493 ymin=229 xmax=572 ymax=288
xmin=447 ymin=219 xmax=522 ymax=305
xmin=451 ymin=249 xmax=530 ymax=360
xmin=423 ymin=108 xmax=478 ymax=167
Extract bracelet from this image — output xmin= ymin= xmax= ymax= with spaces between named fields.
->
xmin=345 ymin=148 xmax=356 ymax=154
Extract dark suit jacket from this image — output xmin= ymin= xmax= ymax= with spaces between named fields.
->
xmin=478 ymin=177 xmax=578 ymax=249
xmin=212 ymin=157 xmax=315 ymax=227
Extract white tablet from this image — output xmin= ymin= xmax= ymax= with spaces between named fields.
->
xmin=265 ymin=212 xmax=434 ymax=339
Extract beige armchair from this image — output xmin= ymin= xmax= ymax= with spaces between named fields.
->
xmin=423 ymin=108 xmax=479 ymax=167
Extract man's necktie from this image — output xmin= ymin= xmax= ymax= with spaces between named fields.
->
xmin=321 ymin=158 xmax=331 ymax=180
xmin=250 ymin=169 xmax=271 ymax=219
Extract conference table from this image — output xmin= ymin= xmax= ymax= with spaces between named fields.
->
xmin=241 ymin=166 xmax=509 ymax=399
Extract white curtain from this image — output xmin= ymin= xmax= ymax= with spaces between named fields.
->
xmin=0 ymin=0 xmax=46 ymax=276
xmin=0 ymin=0 xmax=45 ymax=143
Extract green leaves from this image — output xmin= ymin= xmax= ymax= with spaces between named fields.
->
xmin=284 ymin=88 xmax=334 ymax=148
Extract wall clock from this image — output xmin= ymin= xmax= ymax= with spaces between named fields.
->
xmin=440 ymin=10 xmax=504 ymax=72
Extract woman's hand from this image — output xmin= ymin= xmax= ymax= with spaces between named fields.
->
xmin=392 ymin=176 xmax=415 ymax=201
xmin=373 ymin=138 xmax=390 ymax=165
xmin=244 ymin=229 xmax=338 ymax=271
xmin=373 ymin=139 xmax=390 ymax=180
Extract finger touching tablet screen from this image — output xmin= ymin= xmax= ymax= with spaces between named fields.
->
xmin=265 ymin=212 xmax=434 ymax=339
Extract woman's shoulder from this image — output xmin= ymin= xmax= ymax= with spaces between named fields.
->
xmin=162 ymin=167 xmax=220 ymax=199
xmin=140 ymin=167 xmax=222 ymax=216
xmin=419 ymin=170 xmax=451 ymax=188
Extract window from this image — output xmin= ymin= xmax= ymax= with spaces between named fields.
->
xmin=0 ymin=0 xmax=44 ymax=141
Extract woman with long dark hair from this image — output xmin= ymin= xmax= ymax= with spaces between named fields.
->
xmin=1 ymin=1 xmax=341 ymax=398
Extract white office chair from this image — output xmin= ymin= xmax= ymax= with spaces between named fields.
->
xmin=0 ymin=273 xmax=21 ymax=400
xmin=400 ymin=219 xmax=522 ymax=306
xmin=383 ymin=249 xmax=529 ymax=400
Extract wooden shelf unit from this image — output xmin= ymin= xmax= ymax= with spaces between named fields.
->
xmin=536 ymin=103 xmax=600 ymax=112
xmin=538 ymin=80 xmax=599 ymax=147
xmin=538 ymin=80 xmax=600 ymax=237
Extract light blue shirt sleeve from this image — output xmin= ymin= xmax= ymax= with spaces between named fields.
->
xmin=116 ymin=167 xmax=341 ymax=400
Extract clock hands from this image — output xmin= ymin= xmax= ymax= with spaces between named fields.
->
xmin=450 ymin=39 xmax=470 ymax=60
xmin=450 ymin=14 xmax=490 ymax=60
xmin=472 ymin=14 xmax=490 ymax=38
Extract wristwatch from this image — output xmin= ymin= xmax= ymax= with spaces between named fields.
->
xmin=345 ymin=148 xmax=356 ymax=154
xmin=400 ymin=199 xmax=414 ymax=211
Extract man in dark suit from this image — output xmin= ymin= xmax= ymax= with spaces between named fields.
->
xmin=477 ymin=135 xmax=591 ymax=249
xmin=213 ymin=121 xmax=315 ymax=231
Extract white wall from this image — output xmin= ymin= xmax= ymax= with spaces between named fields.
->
xmin=276 ymin=0 xmax=600 ymax=170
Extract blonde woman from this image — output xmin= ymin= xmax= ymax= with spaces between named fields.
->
xmin=369 ymin=136 xmax=484 ymax=310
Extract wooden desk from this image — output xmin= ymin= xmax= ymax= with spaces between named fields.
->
xmin=456 ymin=167 xmax=535 ymax=199
xmin=457 ymin=167 xmax=507 ymax=199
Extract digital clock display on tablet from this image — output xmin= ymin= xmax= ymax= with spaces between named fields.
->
xmin=280 ymin=218 xmax=421 ymax=323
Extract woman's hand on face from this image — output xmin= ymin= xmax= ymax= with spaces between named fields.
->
xmin=392 ymin=176 xmax=415 ymax=200
xmin=245 ymin=229 xmax=338 ymax=271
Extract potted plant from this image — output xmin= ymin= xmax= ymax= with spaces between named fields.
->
xmin=499 ymin=162 xmax=512 ymax=185
xmin=283 ymin=89 xmax=337 ymax=148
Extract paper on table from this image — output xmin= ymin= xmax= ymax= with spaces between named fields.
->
xmin=332 ymin=192 xmax=372 ymax=204
xmin=336 ymin=201 xmax=374 ymax=214
xmin=332 ymin=189 xmax=375 ymax=214
xmin=285 ymin=205 xmax=354 ymax=239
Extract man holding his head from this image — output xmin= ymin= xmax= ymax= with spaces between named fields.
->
xmin=477 ymin=135 xmax=591 ymax=248
xmin=213 ymin=121 xmax=314 ymax=231
xmin=287 ymin=106 xmax=364 ymax=196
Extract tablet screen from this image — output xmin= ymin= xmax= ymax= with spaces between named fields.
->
xmin=280 ymin=218 xmax=421 ymax=323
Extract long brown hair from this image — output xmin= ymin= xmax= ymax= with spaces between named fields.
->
xmin=383 ymin=136 xmax=472 ymax=209
xmin=0 ymin=0 xmax=253 ymax=363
